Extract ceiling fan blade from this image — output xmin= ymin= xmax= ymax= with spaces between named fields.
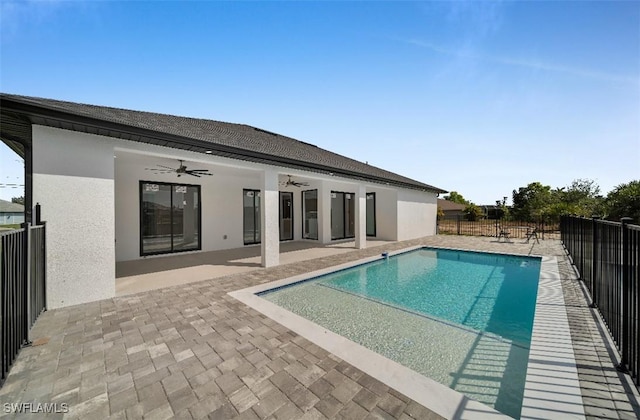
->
xmin=187 ymin=169 xmax=209 ymax=172
xmin=157 ymin=165 xmax=177 ymax=170
xmin=187 ymin=173 xmax=201 ymax=178
xmin=145 ymin=168 xmax=174 ymax=172
xmin=186 ymin=170 xmax=212 ymax=176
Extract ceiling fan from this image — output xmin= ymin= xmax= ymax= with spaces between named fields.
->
xmin=144 ymin=160 xmax=213 ymax=178
xmin=281 ymin=175 xmax=309 ymax=187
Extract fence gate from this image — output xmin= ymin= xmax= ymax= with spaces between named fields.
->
xmin=0 ymin=217 xmax=47 ymax=385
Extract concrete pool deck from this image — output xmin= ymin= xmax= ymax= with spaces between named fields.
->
xmin=1 ymin=236 xmax=639 ymax=419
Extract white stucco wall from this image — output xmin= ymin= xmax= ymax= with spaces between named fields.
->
xmin=32 ymin=125 xmax=116 ymax=309
xmin=396 ymin=189 xmax=438 ymax=241
xmin=369 ymin=188 xmax=398 ymax=241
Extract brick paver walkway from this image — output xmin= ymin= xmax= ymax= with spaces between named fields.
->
xmin=1 ymin=236 xmax=639 ymax=419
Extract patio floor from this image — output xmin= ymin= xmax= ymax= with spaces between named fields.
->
xmin=116 ymin=240 xmax=393 ymax=296
xmin=1 ymin=236 xmax=639 ymax=419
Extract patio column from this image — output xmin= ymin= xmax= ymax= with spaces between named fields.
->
xmin=320 ymin=183 xmax=332 ymax=244
xmin=261 ymin=169 xmax=279 ymax=267
xmin=355 ymin=185 xmax=366 ymax=249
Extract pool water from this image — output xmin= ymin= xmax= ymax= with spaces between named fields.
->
xmin=260 ymin=248 xmax=541 ymax=418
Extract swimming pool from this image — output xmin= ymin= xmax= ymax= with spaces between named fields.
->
xmin=229 ymin=246 xmax=584 ymax=419
xmin=259 ymin=248 xmax=539 ymax=418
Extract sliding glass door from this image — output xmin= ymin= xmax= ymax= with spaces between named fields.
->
xmin=243 ymin=189 xmax=261 ymax=245
xmin=140 ymin=181 xmax=200 ymax=256
xmin=302 ymin=190 xmax=318 ymax=240
xmin=331 ymin=191 xmax=355 ymax=240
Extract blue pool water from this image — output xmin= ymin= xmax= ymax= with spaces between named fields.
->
xmin=260 ymin=248 xmax=542 ymax=418
xmin=320 ymin=248 xmax=540 ymax=347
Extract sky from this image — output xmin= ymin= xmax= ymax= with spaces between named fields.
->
xmin=1 ymin=0 xmax=639 ymax=205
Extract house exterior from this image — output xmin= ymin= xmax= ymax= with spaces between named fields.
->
xmin=437 ymin=198 xmax=466 ymax=219
xmin=1 ymin=93 xmax=446 ymax=309
xmin=0 ymin=199 xmax=24 ymax=225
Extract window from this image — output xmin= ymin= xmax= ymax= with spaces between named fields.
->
xmin=243 ymin=189 xmax=261 ymax=245
xmin=140 ymin=181 xmax=200 ymax=256
xmin=366 ymin=192 xmax=376 ymax=237
xmin=302 ymin=190 xmax=318 ymax=240
xmin=331 ymin=191 xmax=355 ymax=240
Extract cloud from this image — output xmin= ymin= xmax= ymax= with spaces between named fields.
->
xmin=405 ymin=38 xmax=640 ymax=86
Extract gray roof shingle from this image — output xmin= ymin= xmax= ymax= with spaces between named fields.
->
xmin=0 ymin=93 xmax=446 ymax=193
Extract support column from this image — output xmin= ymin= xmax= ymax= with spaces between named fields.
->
xmin=261 ymin=170 xmax=279 ymax=267
xmin=320 ymin=183 xmax=332 ymax=244
xmin=355 ymin=185 xmax=366 ymax=249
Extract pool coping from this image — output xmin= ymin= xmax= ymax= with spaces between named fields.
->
xmin=229 ymin=245 xmax=585 ymax=420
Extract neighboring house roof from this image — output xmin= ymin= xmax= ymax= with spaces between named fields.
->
xmin=0 ymin=199 xmax=24 ymax=213
xmin=0 ymin=93 xmax=447 ymax=194
xmin=437 ymin=199 xmax=466 ymax=211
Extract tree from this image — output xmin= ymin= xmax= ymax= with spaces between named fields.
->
xmin=443 ymin=191 xmax=469 ymax=205
xmin=11 ymin=196 xmax=24 ymax=205
xmin=561 ymin=179 xmax=604 ymax=216
xmin=464 ymin=204 xmax=484 ymax=221
xmin=511 ymin=182 xmax=555 ymax=221
xmin=544 ymin=179 xmax=605 ymax=220
xmin=605 ymin=180 xmax=640 ymax=223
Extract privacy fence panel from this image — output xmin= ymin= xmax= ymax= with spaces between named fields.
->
xmin=561 ymin=215 xmax=640 ymax=387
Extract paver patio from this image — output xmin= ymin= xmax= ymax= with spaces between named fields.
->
xmin=1 ymin=236 xmax=639 ymax=419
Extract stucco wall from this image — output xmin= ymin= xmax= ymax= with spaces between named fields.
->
xmin=396 ymin=189 xmax=438 ymax=241
xmin=32 ymin=125 xmax=116 ymax=309
xmin=368 ymin=188 xmax=398 ymax=241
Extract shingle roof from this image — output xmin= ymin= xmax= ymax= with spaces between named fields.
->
xmin=437 ymin=199 xmax=466 ymax=211
xmin=0 ymin=199 xmax=24 ymax=213
xmin=0 ymin=93 xmax=446 ymax=193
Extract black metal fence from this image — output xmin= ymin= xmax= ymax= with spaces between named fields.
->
xmin=561 ymin=215 xmax=640 ymax=386
xmin=437 ymin=217 xmax=558 ymax=239
xmin=0 ymin=219 xmax=47 ymax=385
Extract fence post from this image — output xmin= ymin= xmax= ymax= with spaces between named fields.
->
xmin=618 ymin=217 xmax=633 ymax=372
xmin=495 ymin=218 xmax=499 ymax=238
xmin=457 ymin=215 xmax=461 ymax=236
xmin=590 ymin=216 xmax=600 ymax=308
xmin=35 ymin=203 xmax=41 ymax=226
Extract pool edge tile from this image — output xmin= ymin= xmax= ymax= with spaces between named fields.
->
xmin=521 ymin=256 xmax=586 ymax=420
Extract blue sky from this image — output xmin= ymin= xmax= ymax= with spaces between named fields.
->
xmin=1 ymin=1 xmax=638 ymax=204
